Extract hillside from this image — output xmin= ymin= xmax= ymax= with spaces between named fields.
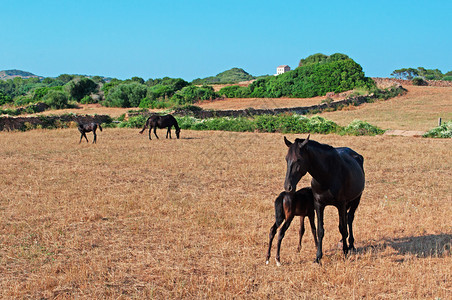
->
xmin=0 ymin=69 xmax=41 ymax=80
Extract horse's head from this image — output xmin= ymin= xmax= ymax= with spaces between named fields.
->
xmin=284 ymin=135 xmax=310 ymax=193
xmin=175 ymin=128 xmax=181 ymax=139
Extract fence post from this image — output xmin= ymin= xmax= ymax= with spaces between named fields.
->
xmin=438 ymin=117 xmax=442 ymax=126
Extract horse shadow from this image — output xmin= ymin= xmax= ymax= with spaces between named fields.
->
xmin=356 ymin=233 xmax=451 ymax=258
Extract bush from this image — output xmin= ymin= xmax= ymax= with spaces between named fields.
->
xmin=412 ymin=77 xmax=427 ymax=86
xmin=104 ymin=82 xmax=148 ymax=107
xmin=248 ymin=57 xmax=375 ymax=98
xmin=64 ymin=77 xmax=97 ymax=101
xmin=118 ymin=115 xmax=148 ymax=128
xmin=423 ymin=121 xmax=452 ymax=138
xmin=42 ymin=90 xmax=70 ymax=109
xmin=341 ymin=119 xmax=385 ymax=136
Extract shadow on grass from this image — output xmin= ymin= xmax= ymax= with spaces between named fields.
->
xmin=356 ymin=234 xmax=451 ymax=258
xmin=387 ymin=234 xmax=451 ymax=257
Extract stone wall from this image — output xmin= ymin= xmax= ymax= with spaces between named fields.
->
xmin=170 ymin=86 xmax=406 ymax=119
xmin=371 ymin=77 xmax=452 ymax=88
xmin=0 ymin=114 xmax=112 ymax=131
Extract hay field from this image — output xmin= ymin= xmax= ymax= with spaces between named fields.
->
xmin=0 ymin=128 xmax=451 ymax=299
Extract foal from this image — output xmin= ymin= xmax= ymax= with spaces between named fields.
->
xmin=266 ymin=187 xmax=318 ymax=266
xmin=78 ymin=122 xmax=102 ymax=144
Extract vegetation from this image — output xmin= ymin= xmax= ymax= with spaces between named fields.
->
xmin=114 ymin=113 xmax=385 ymax=136
xmin=391 ymin=67 xmax=452 ymax=81
xmin=423 ymin=121 xmax=452 ymax=138
xmin=219 ymin=54 xmax=375 ymax=99
xmin=191 ymin=68 xmax=256 ymax=85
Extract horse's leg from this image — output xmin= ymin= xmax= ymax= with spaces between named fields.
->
xmin=314 ymin=203 xmax=325 ymax=263
xmin=148 ymin=127 xmax=152 ymax=140
xmin=347 ymin=196 xmax=361 ymax=251
xmin=83 ymin=132 xmax=89 ymax=143
xmin=154 ymin=126 xmax=159 ymax=139
xmin=308 ymin=209 xmax=318 ymax=248
xmin=79 ymin=132 xmax=83 ymax=143
xmin=266 ymin=222 xmax=278 ymax=264
xmin=275 ymin=215 xmax=294 ymax=266
xmin=167 ymin=126 xmax=172 ymax=139
xmin=297 ymin=216 xmax=306 ymax=252
xmin=93 ymin=128 xmax=97 ymax=144
xmin=338 ymin=203 xmax=349 ymax=256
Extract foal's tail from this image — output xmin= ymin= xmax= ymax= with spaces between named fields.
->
xmin=274 ymin=192 xmax=286 ymax=228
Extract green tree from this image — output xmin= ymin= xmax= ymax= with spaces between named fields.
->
xmin=43 ymin=90 xmax=69 ymax=109
xmin=64 ymin=77 xmax=98 ymax=101
xmin=104 ymin=82 xmax=148 ymax=107
xmin=56 ymin=74 xmax=75 ymax=84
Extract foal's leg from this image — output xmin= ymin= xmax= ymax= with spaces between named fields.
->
xmin=148 ymin=127 xmax=152 ymax=140
xmin=347 ymin=196 xmax=361 ymax=251
xmin=266 ymin=193 xmax=285 ymax=264
xmin=276 ymin=215 xmax=294 ymax=266
xmin=93 ymin=128 xmax=97 ymax=144
xmin=338 ymin=203 xmax=349 ymax=256
xmin=154 ymin=126 xmax=159 ymax=139
xmin=308 ymin=209 xmax=318 ymax=248
xmin=314 ymin=203 xmax=325 ymax=263
xmin=297 ymin=216 xmax=306 ymax=252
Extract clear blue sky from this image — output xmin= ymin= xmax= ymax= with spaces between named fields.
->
xmin=2 ymin=0 xmax=451 ymax=81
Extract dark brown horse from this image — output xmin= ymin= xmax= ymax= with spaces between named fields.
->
xmin=78 ymin=122 xmax=102 ymax=144
xmin=284 ymin=135 xmax=365 ymax=263
xmin=139 ymin=114 xmax=180 ymax=140
xmin=266 ymin=187 xmax=318 ymax=266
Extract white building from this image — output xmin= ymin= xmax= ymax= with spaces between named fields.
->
xmin=276 ymin=65 xmax=291 ymax=75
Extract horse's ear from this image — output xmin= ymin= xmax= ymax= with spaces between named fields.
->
xmin=299 ymin=134 xmax=310 ymax=149
xmin=284 ymin=136 xmax=292 ymax=147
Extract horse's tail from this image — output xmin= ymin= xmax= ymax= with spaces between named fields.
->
xmin=98 ymin=123 xmax=103 ymax=132
xmin=139 ymin=118 xmax=149 ymax=134
xmin=274 ymin=192 xmax=286 ymax=228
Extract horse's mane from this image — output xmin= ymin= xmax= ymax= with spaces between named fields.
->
xmin=295 ymin=138 xmax=335 ymax=152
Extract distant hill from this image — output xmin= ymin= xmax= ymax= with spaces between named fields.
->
xmin=191 ymin=68 xmax=256 ymax=85
xmin=0 ymin=69 xmax=42 ymax=80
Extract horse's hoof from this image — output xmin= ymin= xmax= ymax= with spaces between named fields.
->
xmin=265 ymin=260 xmax=269 ymax=265
xmin=275 ymin=259 xmax=281 ymax=267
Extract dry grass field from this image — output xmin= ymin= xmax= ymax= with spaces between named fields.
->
xmin=0 ymin=127 xmax=451 ymax=299
xmin=322 ymin=86 xmax=452 ymax=131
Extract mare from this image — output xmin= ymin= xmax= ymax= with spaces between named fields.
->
xmin=284 ymin=135 xmax=365 ymax=263
xmin=139 ymin=114 xmax=181 ymax=140
xmin=266 ymin=187 xmax=318 ymax=266
xmin=78 ymin=122 xmax=102 ymax=144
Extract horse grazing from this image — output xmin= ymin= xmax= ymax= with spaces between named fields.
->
xmin=266 ymin=187 xmax=318 ymax=266
xmin=139 ymin=114 xmax=180 ymax=140
xmin=78 ymin=122 xmax=102 ymax=144
xmin=284 ymin=135 xmax=365 ymax=263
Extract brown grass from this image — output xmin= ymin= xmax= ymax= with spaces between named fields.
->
xmin=321 ymin=86 xmax=452 ymax=131
xmin=0 ymin=128 xmax=451 ymax=299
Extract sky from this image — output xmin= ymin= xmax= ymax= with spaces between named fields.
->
xmin=2 ymin=0 xmax=451 ymax=81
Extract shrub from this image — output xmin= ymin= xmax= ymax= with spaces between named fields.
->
xmin=423 ymin=121 xmax=452 ymax=138
xmin=64 ymin=77 xmax=97 ymax=101
xmin=118 ymin=115 xmax=148 ymax=128
xmin=412 ymin=77 xmax=427 ymax=86
xmin=104 ymin=82 xmax=148 ymax=107
xmin=42 ymin=90 xmax=70 ymax=109
xmin=341 ymin=119 xmax=385 ymax=136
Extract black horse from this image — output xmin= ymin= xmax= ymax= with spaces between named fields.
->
xmin=78 ymin=122 xmax=102 ymax=144
xmin=284 ymin=135 xmax=365 ymax=263
xmin=266 ymin=187 xmax=318 ymax=266
xmin=139 ymin=114 xmax=180 ymax=140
